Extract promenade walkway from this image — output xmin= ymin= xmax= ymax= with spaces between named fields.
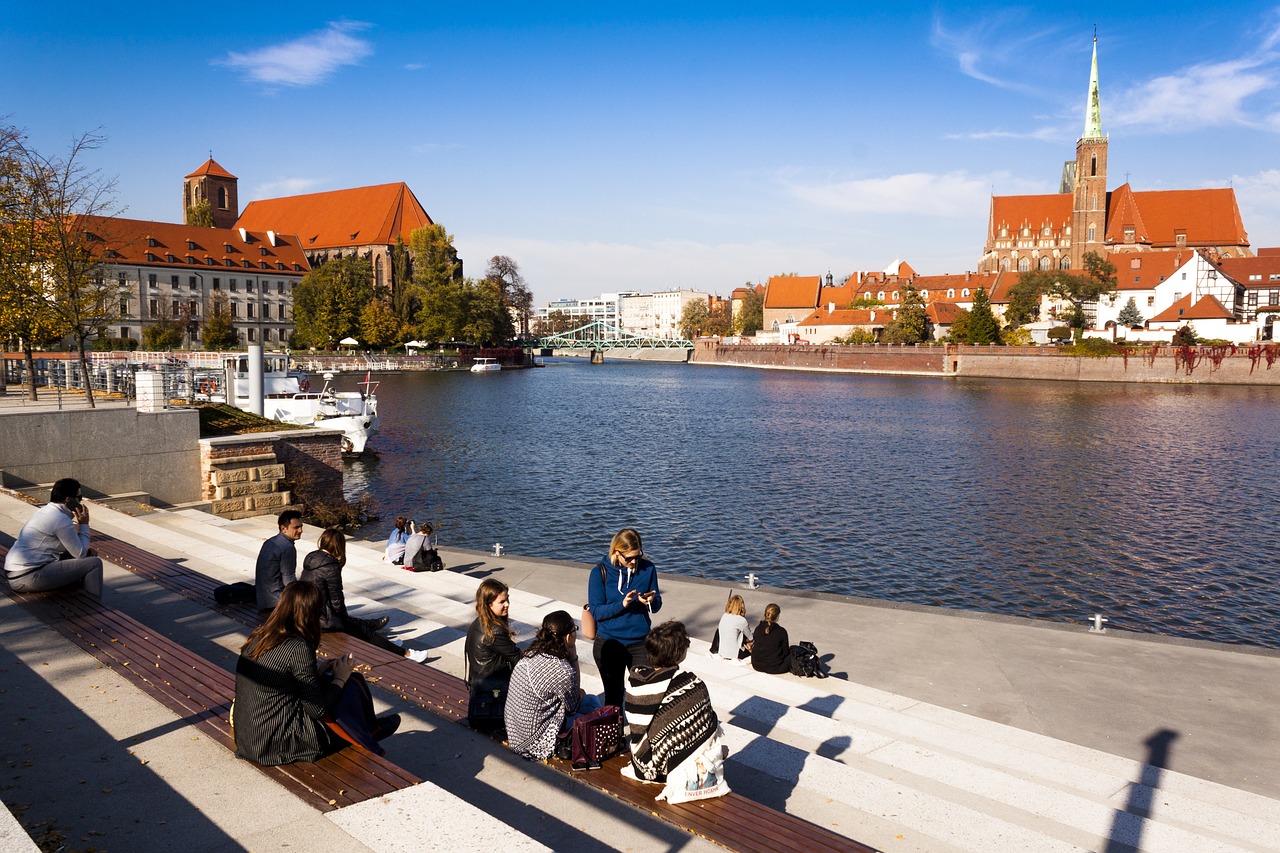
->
xmin=1 ymin=490 xmax=1278 ymax=852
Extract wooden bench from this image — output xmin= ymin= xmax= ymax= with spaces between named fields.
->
xmin=91 ymin=532 xmax=874 ymax=852
xmin=0 ymin=544 xmax=421 ymax=813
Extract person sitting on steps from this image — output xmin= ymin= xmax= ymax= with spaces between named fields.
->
xmin=5 ymin=478 xmax=104 ymax=599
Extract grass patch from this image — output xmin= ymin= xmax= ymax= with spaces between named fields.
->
xmin=197 ymin=403 xmax=312 ymax=438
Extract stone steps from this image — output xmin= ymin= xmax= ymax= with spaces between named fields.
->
xmin=84 ymin=505 xmax=1280 ymax=853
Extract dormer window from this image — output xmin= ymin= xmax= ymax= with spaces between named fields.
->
xmin=224 ymin=243 xmax=233 ymax=253
xmin=187 ymin=240 xmax=196 ymax=250
xmin=947 ymin=289 xmax=955 ymax=298
xmin=147 ymin=237 xmax=157 ymax=248
xmin=260 ymin=247 xmax=268 ymax=256
xmin=962 ymin=288 xmax=971 ymax=298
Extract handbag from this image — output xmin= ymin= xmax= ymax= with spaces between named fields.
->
xmin=581 ymin=562 xmax=607 ymax=641
xmin=467 ymin=670 xmax=510 ymax=732
xmin=557 ymin=704 xmax=622 ymax=770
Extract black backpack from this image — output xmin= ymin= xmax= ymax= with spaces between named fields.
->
xmin=788 ymin=641 xmax=827 ymax=678
xmin=412 ymin=547 xmax=444 ymax=573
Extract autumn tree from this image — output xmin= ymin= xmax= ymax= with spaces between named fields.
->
xmin=881 ymin=284 xmax=929 ymax=344
xmin=359 ymin=299 xmax=401 ymax=349
xmin=142 ymin=301 xmax=187 ymax=350
xmin=0 ymin=124 xmax=62 ymax=398
xmin=486 ymin=255 xmax=532 ymax=338
xmin=26 ymin=130 xmax=122 ymax=408
xmin=292 ymin=255 xmax=374 ymax=348
xmin=678 ymin=298 xmax=712 ymax=340
xmin=1011 ymin=252 xmax=1118 ymax=341
xmin=186 ymin=200 xmax=213 ymax=227
xmin=202 ymin=292 xmax=238 ymax=349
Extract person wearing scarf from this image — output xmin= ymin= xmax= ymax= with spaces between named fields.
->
xmin=588 ymin=528 xmax=662 ymax=711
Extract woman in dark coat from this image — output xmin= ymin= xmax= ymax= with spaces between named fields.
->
xmin=300 ymin=529 xmax=429 ymax=663
xmin=464 ymin=579 xmax=522 ymax=730
xmin=234 ymin=581 xmax=395 ymax=764
xmin=750 ymin=603 xmax=792 ymax=674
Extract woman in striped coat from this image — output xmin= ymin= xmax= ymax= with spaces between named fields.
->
xmin=625 ymin=620 xmax=718 ymax=782
xmin=234 ymin=581 xmax=388 ymax=765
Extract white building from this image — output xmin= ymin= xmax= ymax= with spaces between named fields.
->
xmin=618 ymin=289 xmax=708 ymax=339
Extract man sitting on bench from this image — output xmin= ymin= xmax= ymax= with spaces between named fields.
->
xmin=4 ymin=478 xmax=104 ymax=599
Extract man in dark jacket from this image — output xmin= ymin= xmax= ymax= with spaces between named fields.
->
xmin=255 ymin=510 xmax=303 ymax=612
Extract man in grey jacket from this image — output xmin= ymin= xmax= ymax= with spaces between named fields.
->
xmin=5 ymin=478 xmax=104 ymax=598
xmin=255 ymin=509 xmax=303 ymax=612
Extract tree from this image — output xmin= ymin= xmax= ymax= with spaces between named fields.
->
xmin=736 ymin=287 xmax=764 ymax=336
xmin=966 ymin=287 xmax=1002 ymax=344
xmin=26 ymin=130 xmax=122 ymax=408
xmin=835 ymin=328 xmax=878 ymax=345
xmin=1172 ymin=324 xmax=1198 ymax=346
xmin=848 ymin=295 xmax=884 ymax=309
xmin=142 ymin=302 xmax=186 ymax=350
xmin=533 ymin=310 xmax=578 ymax=336
xmin=390 ymin=236 xmax=416 ymax=329
xmin=292 ymin=255 xmax=374 ymax=348
xmin=359 ymin=299 xmax=400 ymax=349
xmin=1003 ymin=274 xmax=1043 ymax=326
xmin=1014 ymin=251 xmax=1118 ymax=341
xmin=486 ymin=255 xmax=533 ymax=338
xmin=1117 ymin=297 xmax=1145 ymax=328
xmin=186 ymin=200 xmax=213 ymax=227
xmin=201 ymin=292 xmax=238 ymax=350
xmin=0 ymin=124 xmax=62 ymax=399
xmin=408 ymin=223 xmax=460 ymax=293
xmin=947 ymin=310 xmax=972 ymax=343
xmin=678 ymin=298 xmax=711 ymax=340
xmin=881 ymin=284 xmax=929 ymax=344
xmin=463 ymin=277 xmax=513 ymax=344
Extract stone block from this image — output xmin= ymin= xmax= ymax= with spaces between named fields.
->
xmin=212 ymin=498 xmax=247 ymax=515
xmin=256 ymin=464 xmax=286 ymax=481
xmin=249 ymin=493 xmax=287 ymax=510
xmin=213 ymin=468 xmax=250 ymax=486
xmin=219 ymin=482 xmax=276 ymax=499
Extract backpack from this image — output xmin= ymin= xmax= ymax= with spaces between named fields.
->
xmin=555 ymin=704 xmax=622 ymax=770
xmin=411 ymin=547 xmax=444 ymax=573
xmin=788 ymin=641 xmax=827 ymax=678
xmin=213 ymin=581 xmax=256 ymax=606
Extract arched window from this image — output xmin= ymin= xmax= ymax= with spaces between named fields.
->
xmin=962 ymin=289 xmax=971 ymax=298
xmin=877 ymin=291 xmax=885 ymax=300
xmin=1091 ymin=154 xmax=1097 ymax=177
xmin=1088 ymin=226 xmax=1096 ymax=242
xmin=375 ymin=255 xmax=383 ymax=289
xmin=217 ymin=187 xmax=227 ymax=209
xmin=892 ymin=291 xmax=899 ymax=300
xmin=921 ymin=290 xmax=929 ymax=299
xmin=947 ymin=289 xmax=955 ymax=298
xmin=1038 ymin=256 xmax=1051 ymax=270
xmin=999 ymin=258 xmax=1011 ymax=272
xmin=1060 ymin=257 xmax=1071 ymax=270
xmin=1091 ymin=193 xmax=1097 ymax=211
xmin=1018 ymin=257 xmax=1031 ymax=272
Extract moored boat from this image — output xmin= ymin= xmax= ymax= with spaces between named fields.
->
xmin=470 ymin=357 xmax=501 ymax=373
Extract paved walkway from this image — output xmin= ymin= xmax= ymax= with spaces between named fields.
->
xmin=2 ymin=492 xmax=1278 ymax=852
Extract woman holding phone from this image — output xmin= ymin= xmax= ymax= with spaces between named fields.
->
xmin=587 ymin=528 xmax=662 ymax=710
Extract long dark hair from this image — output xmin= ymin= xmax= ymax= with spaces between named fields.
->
xmin=242 ymin=581 xmax=323 ymax=660
xmin=474 ymin=578 xmax=513 ymax=640
xmin=318 ymin=529 xmax=346 ymax=568
xmin=522 ymin=610 xmax=575 ymax=660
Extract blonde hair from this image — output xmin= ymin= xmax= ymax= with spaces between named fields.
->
xmin=318 ymin=529 xmax=346 ymax=568
xmin=725 ymin=594 xmax=746 ymax=617
xmin=609 ymin=528 xmax=643 ymax=566
xmin=761 ymin=602 xmax=781 ymax=635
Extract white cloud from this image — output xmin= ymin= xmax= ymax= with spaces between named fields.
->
xmin=252 ymin=177 xmax=322 ymax=198
xmin=946 ymin=125 xmax=1065 ymax=143
xmin=930 ymin=13 xmax=1056 ymax=94
xmin=1110 ymin=58 xmax=1276 ymax=131
xmin=218 ymin=21 xmax=373 ymax=87
xmin=1231 ymin=168 xmax=1280 ymax=245
xmin=784 ymin=171 xmax=999 ymax=217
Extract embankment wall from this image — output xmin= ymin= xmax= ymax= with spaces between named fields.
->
xmin=692 ymin=342 xmax=1280 ymax=385
xmin=0 ymin=407 xmax=201 ymax=504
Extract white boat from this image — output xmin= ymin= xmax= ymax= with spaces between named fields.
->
xmin=225 ymin=355 xmax=380 ymax=455
xmin=470 ymin=358 xmax=501 ymax=373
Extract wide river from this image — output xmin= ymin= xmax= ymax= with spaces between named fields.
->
xmin=345 ymin=359 xmax=1280 ymax=650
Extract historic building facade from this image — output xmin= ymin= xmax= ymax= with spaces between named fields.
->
xmin=979 ymin=39 xmax=1251 ymax=275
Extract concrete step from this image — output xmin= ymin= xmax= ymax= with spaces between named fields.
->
xmin=69 ymin=501 xmax=1280 ymax=853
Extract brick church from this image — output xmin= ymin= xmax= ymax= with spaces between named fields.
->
xmin=978 ymin=38 xmax=1251 ymax=274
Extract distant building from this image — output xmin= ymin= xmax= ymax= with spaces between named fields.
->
xmin=979 ymin=38 xmax=1250 ymax=275
xmin=81 ymin=215 xmax=309 ymax=347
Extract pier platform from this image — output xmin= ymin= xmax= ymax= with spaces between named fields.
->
xmin=1 ymin=491 xmax=1277 ymax=852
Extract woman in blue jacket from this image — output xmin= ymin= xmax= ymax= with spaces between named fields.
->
xmin=588 ymin=528 xmax=662 ymax=710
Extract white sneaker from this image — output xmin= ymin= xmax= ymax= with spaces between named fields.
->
xmin=406 ymin=648 xmax=429 ymax=664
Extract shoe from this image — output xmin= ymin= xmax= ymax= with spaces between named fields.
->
xmin=405 ymin=648 xmax=429 ymax=664
xmin=372 ymin=714 xmax=401 ymax=741
xmin=389 ymin=637 xmax=404 ymax=648
xmin=365 ymin=616 xmax=390 ymax=631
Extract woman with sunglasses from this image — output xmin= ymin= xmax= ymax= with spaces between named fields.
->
xmin=587 ymin=527 xmax=662 ymax=710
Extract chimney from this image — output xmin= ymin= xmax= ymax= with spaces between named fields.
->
xmin=828 ymin=302 xmax=835 ymax=314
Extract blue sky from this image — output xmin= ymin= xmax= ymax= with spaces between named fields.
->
xmin=6 ymin=3 xmax=1280 ymax=304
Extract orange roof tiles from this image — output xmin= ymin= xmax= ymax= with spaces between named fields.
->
xmin=1149 ymin=293 xmax=1234 ymax=323
xmin=75 ymin=215 xmax=310 ymax=271
xmin=798 ymin=308 xmax=889 ymax=326
xmin=764 ymin=275 xmax=822 ymax=309
xmin=1109 ymin=186 xmax=1247 ymax=248
xmin=1218 ymin=254 xmax=1280 ymax=283
xmin=1107 ymin=250 xmax=1185 ymax=290
xmin=236 ymin=182 xmax=435 ymax=250
xmin=185 ymin=158 xmax=236 ymax=180
xmin=989 ymin=194 xmax=1072 ymax=236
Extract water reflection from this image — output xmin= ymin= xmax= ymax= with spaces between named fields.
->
xmin=345 ymin=360 xmax=1280 ymax=649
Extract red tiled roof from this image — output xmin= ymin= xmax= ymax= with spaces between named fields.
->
xmin=817 ymin=283 xmax=859 ymax=307
xmin=1218 ymin=254 xmax=1280 ymax=283
xmin=185 ymin=158 xmax=236 ymax=180
xmin=764 ymin=275 xmax=822 ymax=309
xmin=1108 ymin=250 xmax=1185 ymax=290
xmin=926 ymin=302 xmax=963 ymax=324
xmin=1149 ymin=293 xmax=1234 ymax=323
xmin=1122 ymin=187 xmax=1248 ymax=248
xmin=237 ymin=182 xmax=435 ymax=250
xmin=798 ymin=308 xmax=889 ymax=326
xmin=75 ymin=215 xmax=310 ymax=271
xmin=989 ymin=194 xmax=1072 ymax=236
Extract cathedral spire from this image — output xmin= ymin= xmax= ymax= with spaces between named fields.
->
xmin=1083 ymin=35 xmax=1103 ymax=140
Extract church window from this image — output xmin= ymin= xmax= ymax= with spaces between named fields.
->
xmin=1060 ymin=258 xmax=1071 ymax=270
xmin=1000 ymin=227 xmax=1008 ymax=237
xmin=1090 ymin=154 xmax=1097 ymax=177
xmin=1088 ymin=226 xmax=1096 ymax=242
xmin=999 ymin=258 xmax=1011 ymax=272
xmin=1124 ymin=227 xmax=1135 ymax=243
xmin=1038 ymin=257 xmax=1051 ymax=271
xmin=1091 ymin=193 xmax=1097 ymax=211
xmin=1043 ymin=226 xmax=1051 ymax=236
xmin=217 ymin=187 xmax=227 ymax=209
xmin=1018 ymin=258 xmax=1031 ymax=272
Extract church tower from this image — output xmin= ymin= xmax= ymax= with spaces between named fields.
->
xmin=183 ymin=158 xmax=239 ymax=229
xmin=1071 ymin=37 xmax=1108 ymax=269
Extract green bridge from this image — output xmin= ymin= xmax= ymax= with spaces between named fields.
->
xmin=538 ymin=319 xmax=694 ymax=350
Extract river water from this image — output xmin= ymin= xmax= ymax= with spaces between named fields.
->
xmin=344 ymin=359 xmax=1280 ymax=650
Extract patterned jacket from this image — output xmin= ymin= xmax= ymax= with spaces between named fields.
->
xmin=504 ymin=652 xmax=581 ymax=760
xmin=625 ymin=665 xmax=718 ymax=782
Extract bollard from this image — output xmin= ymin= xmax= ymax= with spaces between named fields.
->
xmin=1088 ymin=614 xmax=1108 ymax=634
xmin=745 ymin=572 xmax=759 ymax=589
xmin=492 ymin=543 xmax=504 ymax=556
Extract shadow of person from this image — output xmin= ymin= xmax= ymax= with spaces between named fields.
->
xmin=1103 ymin=728 xmax=1179 ymax=853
